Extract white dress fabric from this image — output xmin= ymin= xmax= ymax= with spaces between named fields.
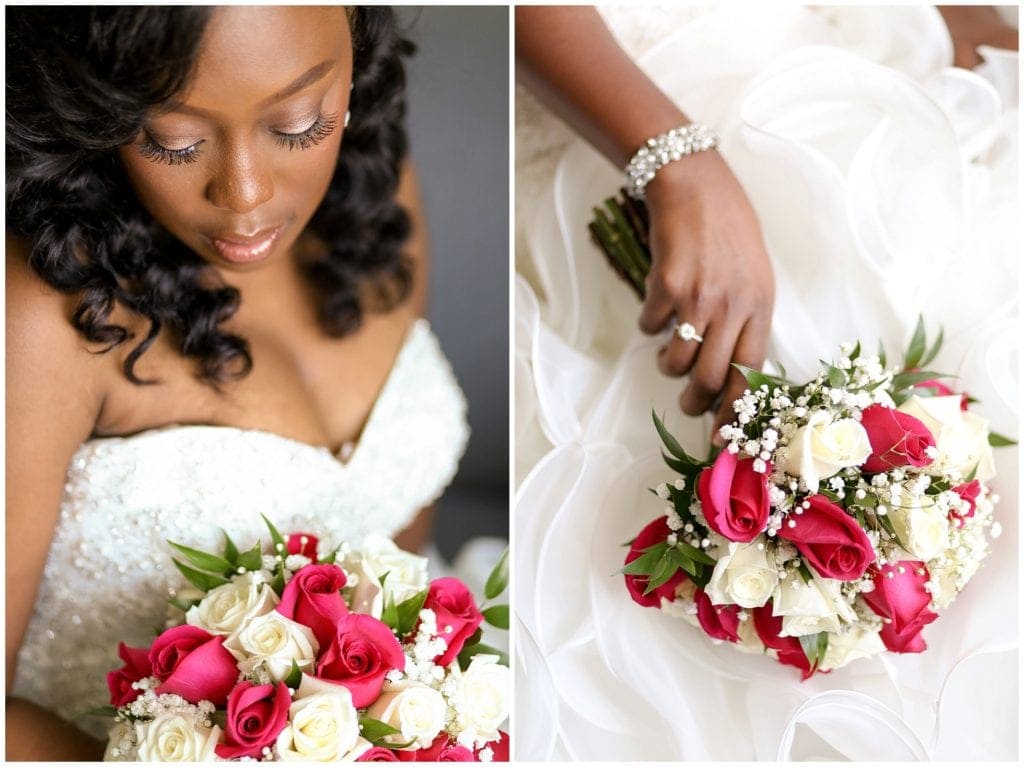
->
xmin=13 ymin=318 xmax=469 ymax=739
xmin=515 ymin=6 xmax=1018 ymax=761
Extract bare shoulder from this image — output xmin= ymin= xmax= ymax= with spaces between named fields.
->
xmin=6 ymin=236 xmax=110 ymax=418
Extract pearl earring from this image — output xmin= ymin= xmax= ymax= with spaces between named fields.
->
xmin=344 ymin=110 xmax=351 ymax=128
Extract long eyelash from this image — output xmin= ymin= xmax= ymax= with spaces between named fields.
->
xmin=274 ymin=112 xmax=339 ymax=151
xmin=137 ymin=133 xmax=202 ymax=166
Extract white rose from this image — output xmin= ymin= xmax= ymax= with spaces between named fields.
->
xmin=345 ymin=535 xmax=428 ymax=618
xmin=705 ymin=538 xmax=778 ymax=608
xmin=277 ymin=676 xmax=360 ymax=761
xmin=898 ymin=395 xmax=995 ymax=481
xmin=186 ymin=572 xmax=279 ymax=635
xmin=773 ymin=573 xmax=857 ymax=637
xmin=818 ymin=626 xmax=886 ymax=671
xmin=365 ymin=681 xmax=446 ymax=750
xmin=783 ymin=411 xmax=872 ymax=493
xmin=134 ymin=714 xmax=221 ymax=762
xmin=734 ymin=616 xmax=766 ymax=655
xmin=224 ymin=611 xmax=318 ymax=681
xmin=449 ymin=654 xmax=510 ymax=748
xmin=888 ymin=492 xmax=949 ymax=562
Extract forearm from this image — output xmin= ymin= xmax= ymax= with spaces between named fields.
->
xmin=515 ymin=6 xmax=691 ymax=166
xmin=6 ymin=697 xmax=105 ymax=761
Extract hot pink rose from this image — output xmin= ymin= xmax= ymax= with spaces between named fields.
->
xmin=423 ymin=577 xmax=484 ymax=666
xmin=215 ymin=681 xmax=291 ymax=760
xmin=862 ymin=562 xmax=938 ymax=653
xmin=623 ymin=517 xmax=685 ymax=608
xmin=316 ymin=613 xmax=405 ymax=707
xmin=358 ymin=747 xmax=401 ymax=762
xmin=107 ymin=642 xmax=153 ymax=706
xmin=286 ymin=531 xmax=319 ymax=560
xmin=694 ymin=588 xmax=740 ymax=642
xmin=950 ymin=480 xmax=981 ymax=527
xmin=697 ymin=451 xmax=770 ymax=542
xmin=752 ymin=604 xmax=813 ymax=679
xmin=276 ymin=563 xmax=348 ymax=648
xmin=913 ymin=379 xmax=969 ymax=410
xmin=148 ymin=624 xmax=238 ymax=705
xmin=860 ymin=405 xmax=936 ymax=473
xmin=398 ymin=735 xmax=474 ymax=761
xmin=777 ymin=495 xmax=875 ymax=581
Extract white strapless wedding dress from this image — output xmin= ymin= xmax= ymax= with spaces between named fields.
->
xmin=12 ymin=318 xmax=469 ymax=739
xmin=515 ymin=6 xmax=1018 ymax=761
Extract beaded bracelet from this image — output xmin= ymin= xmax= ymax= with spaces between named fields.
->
xmin=624 ymin=123 xmax=720 ymax=200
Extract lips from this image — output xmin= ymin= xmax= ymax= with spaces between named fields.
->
xmin=208 ymin=226 xmax=282 ymax=264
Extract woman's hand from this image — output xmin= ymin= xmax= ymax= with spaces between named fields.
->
xmin=640 ymin=150 xmax=775 ymax=443
xmin=938 ymin=6 xmax=1018 ymax=69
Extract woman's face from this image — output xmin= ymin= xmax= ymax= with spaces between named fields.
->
xmin=118 ymin=6 xmax=353 ymax=272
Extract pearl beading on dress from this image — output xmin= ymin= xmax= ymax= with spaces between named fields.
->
xmin=11 ymin=319 xmax=469 ymax=738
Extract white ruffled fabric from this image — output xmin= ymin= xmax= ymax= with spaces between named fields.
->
xmin=515 ymin=6 xmax=1018 ymax=760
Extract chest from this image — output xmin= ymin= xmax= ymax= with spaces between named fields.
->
xmin=94 ymin=308 xmax=414 ymax=453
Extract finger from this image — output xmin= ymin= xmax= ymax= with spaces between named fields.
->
xmin=658 ymin=317 xmax=708 ymax=378
xmin=678 ymin=316 xmax=741 ymax=417
xmin=638 ymin=274 xmax=675 ymax=335
xmin=711 ymin=317 xmax=769 ymax=445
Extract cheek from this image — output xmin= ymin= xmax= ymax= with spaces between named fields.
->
xmin=118 ymin=147 xmax=204 ymax=235
xmin=276 ymin=138 xmax=342 ymax=217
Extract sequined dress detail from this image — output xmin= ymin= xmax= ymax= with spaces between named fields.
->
xmin=12 ymin=319 xmax=469 ymax=737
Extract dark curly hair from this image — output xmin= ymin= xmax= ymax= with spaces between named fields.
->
xmin=6 ymin=6 xmax=413 ymax=384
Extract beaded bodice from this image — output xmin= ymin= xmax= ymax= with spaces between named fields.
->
xmin=11 ymin=319 xmax=469 ymax=737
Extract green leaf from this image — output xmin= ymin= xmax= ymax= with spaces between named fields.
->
xmin=988 ymin=431 xmax=1018 ymax=447
xmin=732 ymin=363 xmax=783 ymax=393
xmin=167 ymin=541 xmax=232 ymax=576
xmin=795 ymin=562 xmax=814 ymax=585
xmin=826 ymin=363 xmax=846 ymax=388
xmin=482 ymin=604 xmax=510 ymax=629
xmin=380 ymin=594 xmax=400 ymax=632
xmin=74 ymin=704 xmax=118 ymax=720
xmin=167 ymin=596 xmax=201 ymax=613
xmin=484 ymin=547 xmax=509 ymax=600
xmin=891 ymin=370 xmax=952 ymax=390
xmin=210 ymin=711 xmax=228 ymax=730
xmin=172 ymin=558 xmax=229 ymax=591
xmin=680 ymin=545 xmax=715 ymax=567
xmin=877 ymin=338 xmax=887 ymax=369
xmin=270 ymin=567 xmax=286 ymax=596
xmin=221 ymin=530 xmax=240 ymax=566
xmin=457 ymin=641 xmax=508 ymax=670
xmin=920 ymin=326 xmax=944 ymax=367
xmin=284 ymin=659 xmax=304 ymax=689
xmin=359 ymin=717 xmax=403 ymax=744
xmin=396 ymin=589 xmax=429 ymax=637
xmin=849 ymin=341 xmax=861 ymax=362
xmin=237 ymin=542 xmax=263 ymax=573
xmin=799 ymin=631 xmax=828 ymax=669
xmin=320 ymin=546 xmax=340 ymax=565
xmin=620 ymin=543 xmax=669 ymax=575
xmin=643 ymin=552 xmax=681 ymax=595
xmin=261 ymin=514 xmax=286 ymax=555
xmin=652 ymin=410 xmax=697 ymax=464
xmin=904 ymin=315 xmax=927 ymax=369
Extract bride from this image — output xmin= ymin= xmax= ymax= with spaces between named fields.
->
xmin=6 ymin=7 xmax=469 ymax=759
xmin=515 ymin=5 xmax=1017 ymax=760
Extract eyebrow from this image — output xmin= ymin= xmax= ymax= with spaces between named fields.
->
xmin=167 ymin=59 xmax=337 ymax=118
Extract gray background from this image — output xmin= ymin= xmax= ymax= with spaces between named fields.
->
xmin=395 ymin=7 xmax=509 ymax=558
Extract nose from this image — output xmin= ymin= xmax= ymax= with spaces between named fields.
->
xmin=204 ymin=142 xmax=273 ymax=214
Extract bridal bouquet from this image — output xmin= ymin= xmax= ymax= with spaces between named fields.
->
xmin=623 ymin=321 xmax=1012 ymax=677
xmin=101 ymin=517 xmax=510 ymax=761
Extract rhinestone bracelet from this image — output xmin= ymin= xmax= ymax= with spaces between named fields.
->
xmin=624 ymin=123 xmax=720 ymax=200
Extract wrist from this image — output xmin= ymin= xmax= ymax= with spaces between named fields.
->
xmin=623 ymin=123 xmax=720 ymax=200
xmin=645 ymin=149 xmax=729 ymax=209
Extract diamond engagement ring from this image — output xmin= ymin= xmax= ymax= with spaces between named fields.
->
xmin=675 ymin=322 xmax=704 ymax=343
